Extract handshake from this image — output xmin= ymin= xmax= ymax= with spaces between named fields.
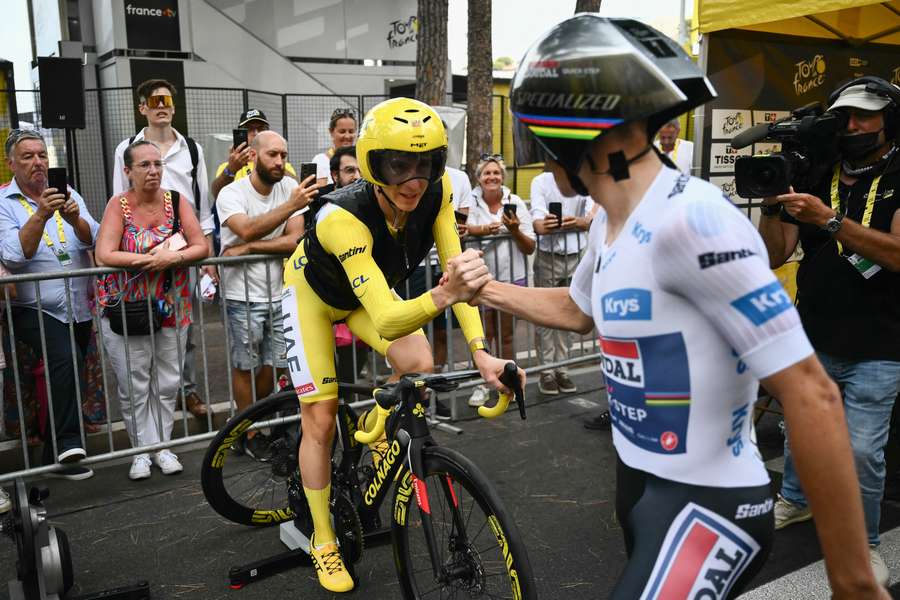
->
xmin=433 ymin=249 xmax=493 ymax=308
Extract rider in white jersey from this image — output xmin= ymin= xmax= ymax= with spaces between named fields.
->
xmin=570 ymin=166 xmax=811 ymax=488
xmin=468 ymin=15 xmax=887 ymax=600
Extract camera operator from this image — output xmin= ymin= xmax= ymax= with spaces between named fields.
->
xmin=758 ymin=77 xmax=900 ymax=585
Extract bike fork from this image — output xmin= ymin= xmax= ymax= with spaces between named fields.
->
xmin=408 ymin=437 xmax=445 ymax=580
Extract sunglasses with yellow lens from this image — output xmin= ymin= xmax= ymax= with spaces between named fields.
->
xmin=144 ymin=94 xmax=174 ymax=109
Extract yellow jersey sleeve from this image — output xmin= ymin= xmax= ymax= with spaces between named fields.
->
xmin=432 ymin=171 xmax=487 ymax=350
xmin=317 ymin=205 xmax=442 ymax=341
xmin=215 ymin=161 xmax=227 ymax=177
xmin=285 ymin=162 xmax=297 ymax=176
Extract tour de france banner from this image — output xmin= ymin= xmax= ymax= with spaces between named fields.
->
xmin=701 ymin=29 xmax=900 ymax=216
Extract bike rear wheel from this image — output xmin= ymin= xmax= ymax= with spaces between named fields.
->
xmin=200 ymin=391 xmax=301 ymax=526
xmin=392 ymin=446 xmax=536 ymax=599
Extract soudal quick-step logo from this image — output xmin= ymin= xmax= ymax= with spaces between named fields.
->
xmin=794 ymin=55 xmax=826 ymax=95
xmin=126 ymin=4 xmax=176 ymax=17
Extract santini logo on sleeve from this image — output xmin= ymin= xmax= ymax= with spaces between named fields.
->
xmin=602 ymin=288 xmax=651 ymax=320
xmin=731 ymin=281 xmax=792 ymax=326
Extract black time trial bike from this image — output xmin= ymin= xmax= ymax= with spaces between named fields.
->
xmin=200 ymin=362 xmax=536 ymax=599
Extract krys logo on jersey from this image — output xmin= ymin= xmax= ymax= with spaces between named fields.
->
xmin=600 ymin=333 xmax=691 ymax=454
xmin=602 ymin=288 xmax=651 ymax=320
xmin=731 ymin=281 xmax=792 ymax=326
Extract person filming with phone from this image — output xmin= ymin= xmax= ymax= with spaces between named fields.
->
xmin=0 ymin=129 xmax=100 ymax=481
xmin=215 ymin=131 xmax=315 ymax=459
xmin=464 ymin=154 xmax=535 ymax=407
xmin=95 ymin=140 xmax=209 ymax=480
xmin=211 ymin=108 xmax=298 ymax=200
xmin=757 ymin=76 xmax=900 ymax=585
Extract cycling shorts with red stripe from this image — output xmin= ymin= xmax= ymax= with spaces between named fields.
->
xmin=612 ymin=457 xmax=774 ymax=600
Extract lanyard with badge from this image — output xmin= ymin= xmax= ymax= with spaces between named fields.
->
xmin=17 ymin=196 xmax=72 ymax=266
xmin=829 ymin=164 xmax=881 ymax=278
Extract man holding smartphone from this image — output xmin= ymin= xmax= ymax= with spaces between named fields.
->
xmin=216 ymin=131 xmax=315 ymax=459
xmin=530 ymin=170 xmax=595 ymax=397
xmin=211 ymin=109 xmax=298 ymax=200
xmin=0 ymin=129 xmax=100 ymax=480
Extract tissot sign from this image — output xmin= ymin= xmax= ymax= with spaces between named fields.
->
xmin=125 ymin=0 xmax=181 ymax=51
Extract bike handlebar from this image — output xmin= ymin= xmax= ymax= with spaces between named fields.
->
xmin=478 ymin=362 xmax=526 ymax=420
xmin=352 ymin=362 xmax=526 ymax=444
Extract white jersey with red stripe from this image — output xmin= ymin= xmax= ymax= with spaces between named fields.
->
xmin=569 ymin=166 xmax=813 ymax=488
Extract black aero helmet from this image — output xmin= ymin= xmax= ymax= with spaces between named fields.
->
xmin=510 ymin=15 xmax=716 ymax=181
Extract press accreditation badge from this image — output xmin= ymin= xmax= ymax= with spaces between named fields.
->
xmin=54 ymin=247 xmax=73 ymax=266
xmin=846 ymin=253 xmax=881 ymax=279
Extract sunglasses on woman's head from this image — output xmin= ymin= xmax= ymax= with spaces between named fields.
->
xmin=331 ymin=108 xmax=355 ymax=120
xmin=480 ymin=153 xmax=504 ymax=162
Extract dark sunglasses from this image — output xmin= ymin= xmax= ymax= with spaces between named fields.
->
xmin=480 ymin=153 xmax=504 ymax=162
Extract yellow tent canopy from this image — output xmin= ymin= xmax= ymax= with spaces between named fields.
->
xmin=695 ymin=0 xmax=900 ymax=45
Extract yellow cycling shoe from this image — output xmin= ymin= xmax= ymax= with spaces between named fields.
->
xmin=309 ymin=533 xmax=354 ymax=593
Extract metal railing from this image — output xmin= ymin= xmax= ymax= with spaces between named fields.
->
xmin=0 ymin=230 xmax=602 ymax=481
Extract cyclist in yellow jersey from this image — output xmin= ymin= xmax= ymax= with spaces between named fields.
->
xmin=281 ymin=97 xmax=519 ymax=593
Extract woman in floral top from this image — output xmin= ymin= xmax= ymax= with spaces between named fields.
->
xmin=95 ymin=140 xmax=208 ymax=480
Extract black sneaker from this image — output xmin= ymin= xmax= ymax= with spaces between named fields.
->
xmin=47 ymin=465 xmax=94 ymax=480
xmin=244 ymin=434 xmax=272 ymax=462
xmin=583 ymin=410 xmax=611 ymax=431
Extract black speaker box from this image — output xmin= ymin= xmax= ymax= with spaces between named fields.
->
xmin=38 ymin=57 xmax=85 ymax=129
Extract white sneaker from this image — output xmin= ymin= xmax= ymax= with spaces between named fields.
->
xmin=129 ymin=454 xmax=152 ymax=480
xmin=468 ymin=385 xmax=490 ymax=407
xmin=870 ymin=546 xmax=889 ymax=587
xmin=0 ymin=486 xmax=10 ymax=513
xmin=155 ymin=449 xmax=183 ymax=475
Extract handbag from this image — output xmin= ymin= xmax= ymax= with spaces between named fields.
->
xmin=105 ymin=192 xmax=182 ymax=336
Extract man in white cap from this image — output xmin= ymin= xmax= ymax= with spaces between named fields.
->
xmin=758 ymin=76 xmax=900 ymax=585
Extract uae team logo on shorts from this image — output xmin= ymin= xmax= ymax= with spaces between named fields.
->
xmin=281 ymin=288 xmax=317 ymax=397
xmin=600 ymin=333 xmax=691 ymax=454
xmin=640 ymin=503 xmax=761 ymax=600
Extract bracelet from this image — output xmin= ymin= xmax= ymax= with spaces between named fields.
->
xmin=759 ymin=203 xmax=782 ymax=217
xmin=468 ymin=337 xmax=487 ymax=354
xmin=223 ymin=167 xmax=235 ymax=178
xmin=178 ymin=252 xmax=185 ymax=264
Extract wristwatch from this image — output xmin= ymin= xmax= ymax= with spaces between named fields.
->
xmin=759 ymin=203 xmax=782 ymax=217
xmin=822 ymin=212 xmax=844 ymax=234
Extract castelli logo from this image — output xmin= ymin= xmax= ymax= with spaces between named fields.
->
xmin=126 ymin=4 xmax=176 ymax=17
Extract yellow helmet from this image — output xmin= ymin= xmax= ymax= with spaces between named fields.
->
xmin=357 ymin=97 xmax=448 ymax=186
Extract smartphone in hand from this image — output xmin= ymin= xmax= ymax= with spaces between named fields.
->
xmin=548 ymin=201 xmax=563 ymax=224
xmin=503 ymin=203 xmax=517 ymax=219
xmin=47 ymin=167 xmax=69 ymax=199
xmin=300 ymin=162 xmax=318 ymax=184
xmin=233 ymin=128 xmax=248 ymax=149
xmin=454 ymin=210 xmax=468 ymax=225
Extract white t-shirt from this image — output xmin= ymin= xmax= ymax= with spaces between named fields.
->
xmin=529 ymin=172 xmax=592 ymax=255
xmin=654 ymin=138 xmax=694 ymax=175
xmin=447 ymin=167 xmax=474 ymax=211
xmin=313 ymin=152 xmax=333 ymax=184
xmin=467 ymin=186 xmax=535 ymax=283
xmin=216 ymin=176 xmax=306 ymax=302
xmin=569 ymin=166 xmax=812 ymax=488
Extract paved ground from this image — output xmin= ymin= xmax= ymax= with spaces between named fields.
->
xmin=4 ymin=368 xmax=900 ymax=599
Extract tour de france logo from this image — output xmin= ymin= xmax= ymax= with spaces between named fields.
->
xmin=719 ymin=179 xmax=737 ymax=200
xmin=721 ymin=112 xmax=744 ymax=136
xmin=794 ymin=55 xmax=826 ymax=95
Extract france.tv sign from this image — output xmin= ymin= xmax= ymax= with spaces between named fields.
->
xmin=125 ymin=0 xmax=181 ymax=51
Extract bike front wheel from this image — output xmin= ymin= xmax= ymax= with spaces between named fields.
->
xmin=392 ymin=446 xmax=536 ymax=600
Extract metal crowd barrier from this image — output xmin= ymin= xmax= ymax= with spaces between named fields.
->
xmin=0 ymin=229 xmax=602 ymax=481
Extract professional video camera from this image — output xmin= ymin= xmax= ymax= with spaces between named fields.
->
xmin=732 ymin=103 xmax=846 ymax=199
